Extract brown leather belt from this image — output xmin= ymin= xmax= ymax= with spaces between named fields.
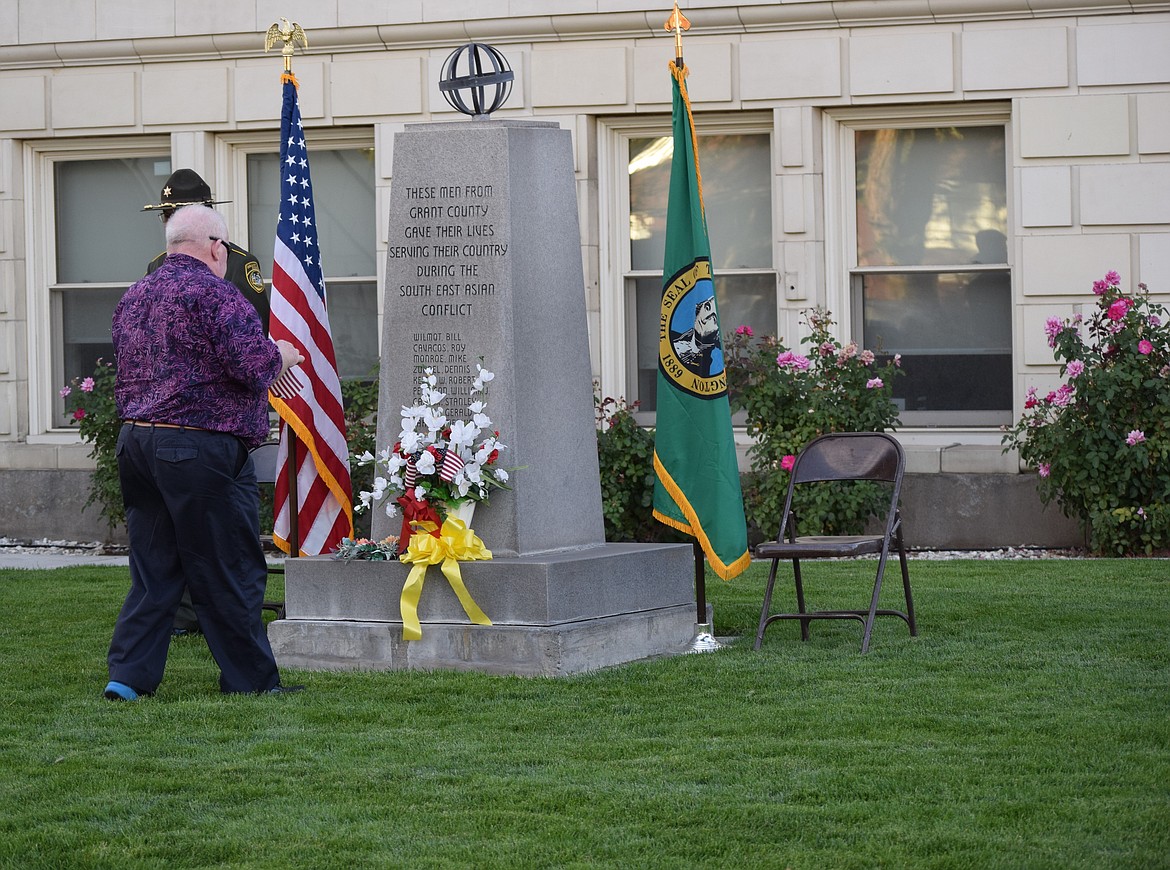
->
xmin=125 ymin=420 xmax=212 ymax=432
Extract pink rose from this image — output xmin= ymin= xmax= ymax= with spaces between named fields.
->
xmin=866 ymin=378 xmax=883 ymax=389
xmin=1138 ymin=340 xmax=1153 ymax=355
xmin=72 ymin=408 xmax=86 ymax=421
xmin=776 ymin=351 xmax=811 ymax=371
xmin=1107 ymin=299 xmax=1132 ymax=322
xmin=1044 ymin=316 xmax=1064 ymax=348
xmin=1038 ymin=463 xmax=1050 ymax=478
xmin=80 ymin=377 xmax=95 ymax=392
xmin=1126 ymin=430 xmax=1145 ymax=446
xmin=735 ymin=324 xmax=753 ymax=337
xmin=780 ymin=454 xmax=796 ymax=472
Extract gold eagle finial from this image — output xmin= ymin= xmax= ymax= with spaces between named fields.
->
xmin=264 ymin=18 xmax=308 ymax=72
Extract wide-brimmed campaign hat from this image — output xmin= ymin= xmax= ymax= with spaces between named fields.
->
xmin=141 ymin=168 xmax=232 ymax=212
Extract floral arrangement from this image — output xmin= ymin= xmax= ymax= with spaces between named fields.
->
xmin=351 ymin=364 xmax=505 ymax=639
xmin=60 ymin=359 xmax=124 ymax=532
xmin=356 ymin=363 xmax=510 ymax=525
xmin=333 ymin=535 xmax=400 ymax=562
xmin=1002 ymin=271 xmax=1169 ymax=555
xmin=725 ymin=308 xmax=903 ymax=537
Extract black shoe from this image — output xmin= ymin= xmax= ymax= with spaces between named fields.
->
xmin=266 ymin=684 xmax=305 ymax=695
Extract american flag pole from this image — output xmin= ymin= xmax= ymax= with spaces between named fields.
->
xmin=287 ymin=436 xmax=299 ymax=557
xmin=265 ymin=24 xmax=353 ymax=557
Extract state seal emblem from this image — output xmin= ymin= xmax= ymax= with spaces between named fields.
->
xmin=658 ymin=258 xmax=727 ymax=399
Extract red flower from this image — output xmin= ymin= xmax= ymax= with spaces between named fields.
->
xmin=73 ymin=408 xmax=86 ymax=421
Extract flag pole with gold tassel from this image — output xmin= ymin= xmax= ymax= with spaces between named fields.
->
xmin=264 ymin=18 xmax=309 ymax=558
xmin=660 ymin=2 xmax=733 ymax=654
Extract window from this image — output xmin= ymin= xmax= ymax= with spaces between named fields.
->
xmin=832 ymin=108 xmax=1012 ymax=427
xmin=30 ymin=141 xmax=173 ymax=431
xmin=245 ymin=143 xmax=378 ymax=382
xmin=602 ymin=117 xmax=775 ymax=419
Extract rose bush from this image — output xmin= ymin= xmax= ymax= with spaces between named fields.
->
xmin=725 ymin=308 xmax=902 ymax=539
xmin=1002 ymin=271 xmax=1170 ymax=555
xmin=61 ymin=359 xmax=124 ymax=533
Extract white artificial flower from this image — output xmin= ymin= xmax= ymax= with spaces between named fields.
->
xmin=384 ymin=501 xmax=399 ymax=518
xmin=494 ymin=468 xmax=509 ymax=483
xmin=356 ymin=450 xmax=374 ymax=465
xmin=447 ymin=419 xmax=480 ymax=449
xmin=472 ymin=412 xmax=492 ymax=429
xmin=423 ymin=368 xmax=437 ymax=386
xmin=468 ymin=400 xmax=486 ymax=414
xmin=414 ymin=450 xmax=437 ymax=476
xmin=423 ymin=408 xmax=447 ymax=433
xmin=476 ymin=364 xmax=495 ymax=383
xmin=398 ymin=430 xmax=424 ymax=454
xmin=387 ymin=453 xmax=407 ymax=474
xmin=357 ymin=490 xmax=375 ymax=512
xmin=463 ymin=461 xmax=484 ymax=484
xmin=371 ymin=477 xmax=388 ymax=499
xmin=401 ymin=404 xmax=426 ymax=426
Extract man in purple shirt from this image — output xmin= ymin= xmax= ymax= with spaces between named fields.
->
xmin=103 ymin=205 xmax=304 ymax=700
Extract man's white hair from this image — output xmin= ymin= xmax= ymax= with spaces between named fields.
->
xmin=165 ymin=204 xmax=228 ymax=250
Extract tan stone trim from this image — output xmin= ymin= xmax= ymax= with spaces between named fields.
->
xmin=1 ymin=2 xmax=1163 ymax=71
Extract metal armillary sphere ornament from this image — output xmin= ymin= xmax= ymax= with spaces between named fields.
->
xmin=439 ymin=43 xmax=514 ymax=119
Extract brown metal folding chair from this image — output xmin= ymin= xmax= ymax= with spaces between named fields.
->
xmin=753 ymin=431 xmax=917 ymax=653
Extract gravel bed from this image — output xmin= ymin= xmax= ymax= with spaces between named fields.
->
xmin=0 ymin=537 xmax=128 ymax=556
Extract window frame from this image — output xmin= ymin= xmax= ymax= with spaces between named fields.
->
xmin=823 ymin=102 xmax=1014 ymax=434
xmin=598 ymin=112 xmax=777 ymax=423
xmin=25 ymin=136 xmax=172 ymax=441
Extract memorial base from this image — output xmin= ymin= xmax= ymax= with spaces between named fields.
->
xmin=267 ymin=542 xmax=697 ymax=677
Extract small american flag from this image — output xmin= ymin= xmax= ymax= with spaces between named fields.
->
xmin=439 ymin=448 xmax=465 ymax=482
xmin=268 ymin=72 xmax=353 ymax=556
xmin=269 ymin=365 xmax=305 ymax=401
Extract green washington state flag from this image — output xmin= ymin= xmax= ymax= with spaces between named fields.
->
xmin=652 ymin=60 xmax=751 ymax=581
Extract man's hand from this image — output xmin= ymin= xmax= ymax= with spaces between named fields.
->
xmin=275 ymin=339 xmax=305 ymax=376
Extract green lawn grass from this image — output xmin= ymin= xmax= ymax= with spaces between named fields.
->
xmin=1 ymin=559 xmax=1167 ymax=869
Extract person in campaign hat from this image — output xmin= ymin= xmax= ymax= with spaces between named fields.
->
xmin=143 ymin=169 xmax=272 ymax=636
xmin=144 ymin=169 xmax=270 ymax=334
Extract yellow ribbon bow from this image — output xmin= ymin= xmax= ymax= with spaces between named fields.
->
xmin=397 ymin=516 xmax=493 ymax=641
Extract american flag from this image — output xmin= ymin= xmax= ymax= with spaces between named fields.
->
xmin=268 ymin=73 xmax=353 ymax=556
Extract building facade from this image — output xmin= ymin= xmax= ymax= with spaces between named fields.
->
xmin=1 ymin=1 xmax=1168 ymax=543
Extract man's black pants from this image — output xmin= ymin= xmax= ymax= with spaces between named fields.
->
xmin=107 ymin=423 xmax=280 ymax=694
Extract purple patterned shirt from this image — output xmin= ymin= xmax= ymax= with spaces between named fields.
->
xmin=113 ymin=254 xmax=282 ymax=448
